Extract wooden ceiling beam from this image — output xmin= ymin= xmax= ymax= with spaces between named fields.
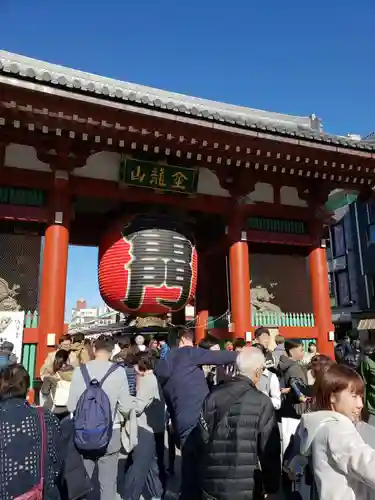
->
xmin=3 ymin=84 xmax=375 ymax=171
xmin=1 ymin=123 xmax=372 ymax=194
xmin=2 ymin=103 xmax=374 ymax=187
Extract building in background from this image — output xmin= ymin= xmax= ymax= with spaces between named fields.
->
xmin=69 ymin=299 xmax=120 ymax=332
xmin=328 ymin=197 xmax=375 ymax=342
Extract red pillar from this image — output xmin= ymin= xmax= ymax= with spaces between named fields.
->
xmin=196 ymin=310 xmax=209 ymax=345
xmin=37 ymin=175 xmax=70 ymax=374
xmin=309 ymin=245 xmax=335 ymax=358
xmin=195 ymin=252 xmax=209 ymax=344
xmin=228 ymin=215 xmax=251 ymax=338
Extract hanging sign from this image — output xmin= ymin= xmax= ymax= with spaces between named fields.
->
xmin=119 ymin=158 xmax=198 ymax=194
xmin=0 ymin=311 xmax=25 ymax=363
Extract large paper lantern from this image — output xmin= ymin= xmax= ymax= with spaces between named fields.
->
xmin=98 ymin=215 xmax=198 ymax=315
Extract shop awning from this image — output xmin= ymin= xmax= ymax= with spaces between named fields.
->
xmin=358 ymin=319 xmax=375 ymax=330
xmin=325 ymin=190 xmax=358 ymax=213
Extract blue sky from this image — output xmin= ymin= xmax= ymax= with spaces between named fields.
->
xmin=2 ymin=0 xmax=375 ymax=316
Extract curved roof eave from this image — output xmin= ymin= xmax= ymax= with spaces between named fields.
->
xmin=0 ymin=50 xmax=374 ymax=154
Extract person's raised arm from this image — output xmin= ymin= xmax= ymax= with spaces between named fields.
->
xmin=269 ymin=372 xmax=281 ymax=410
xmin=288 ymin=364 xmax=309 ymax=398
xmin=257 ymin=398 xmax=281 ymax=495
xmin=134 ymin=375 xmax=154 ymax=416
xmin=191 ymin=347 xmax=237 ymax=367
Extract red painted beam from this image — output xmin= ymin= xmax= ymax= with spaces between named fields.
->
xmin=0 ymin=204 xmax=48 ymax=222
xmin=23 ymin=328 xmax=39 ymax=343
xmin=0 ymin=166 xmax=51 ymax=189
xmin=246 ymin=230 xmax=313 ymax=246
xmin=71 ymin=176 xmax=231 ymax=214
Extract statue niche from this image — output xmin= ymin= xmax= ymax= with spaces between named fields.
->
xmin=250 ymin=281 xmax=282 ymax=313
xmin=0 ymin=278 xmax=21 ymax=312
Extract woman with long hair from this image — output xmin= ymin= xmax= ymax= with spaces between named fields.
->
xmin=0 ymin=364 xmax=63 ymax=499
xmin=286 ymin=364 xmax=375 ymax=500
xmin=306 ymin=354 xmax=335 ymax=394
xmin=41 ymin=349 xmax=74 ymax=419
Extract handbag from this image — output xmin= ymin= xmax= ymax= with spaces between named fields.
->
xmin=52 ymin=373 xmax=70 ymax=408
xmin=14 ymin=406 xmax=46 ymax=500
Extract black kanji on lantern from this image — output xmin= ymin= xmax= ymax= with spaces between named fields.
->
xmin=122 ymin=227 xmax=194 ymax=311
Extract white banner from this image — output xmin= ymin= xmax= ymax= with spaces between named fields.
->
xmin=0 ymin=311 xmax=25 ymax=363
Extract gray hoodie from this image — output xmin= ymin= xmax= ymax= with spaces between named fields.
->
xmin=292 ymin=411 xmax=375 ymax=500
xmin=135 ymin=371 xmax=165 ymax=434
xmin=273 ymin=343 xmax=285 ymax=367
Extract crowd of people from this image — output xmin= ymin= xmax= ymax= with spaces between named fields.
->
xmin=1 ymin=327 xmax=375 ymax=500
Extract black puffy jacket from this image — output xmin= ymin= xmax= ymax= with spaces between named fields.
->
xmin=200 ymin=375 xmax=281 ymax=500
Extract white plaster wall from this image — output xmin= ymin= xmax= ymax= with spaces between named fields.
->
xmin=196 ymin=167 xmax=230 ymax=197
xmin=280 ymin=186 xmax=308 ymax=207
xmin=5 ymin=144 xmax=50 ymax=172
xmin=73 ymin=151 xmax=121 ymax=181
xmin=245 ymin=183 xmax=274 ymax=203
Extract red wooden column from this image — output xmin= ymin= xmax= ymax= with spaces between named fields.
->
xmin=309 ymin=243 xmax=335 ymax=358
xmin=228 ymin=210 xmax=251 ymax=339
xmin=195 ymin=253 xmax=209 ymax=344
xmin=37 ymin=173 xmax=71 ymax=374
xmin=196 ymin=310 xmax=209 ymax=344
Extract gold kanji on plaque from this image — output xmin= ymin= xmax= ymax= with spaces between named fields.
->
xmin=150 ymin=167 xmax=166 ymax=188
xmin=171 ymin=171 xmax=189 ymax=190
xmin=130 ymin=165 xmax=146 ymax=183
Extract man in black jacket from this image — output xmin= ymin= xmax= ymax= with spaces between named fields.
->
xmin=155 ymin=328 xmax=237 ymax=500
xmin=278 ymin=339 xmax=309 ymax=419
xmin=199 ymin=347 xmax=281 ymax=500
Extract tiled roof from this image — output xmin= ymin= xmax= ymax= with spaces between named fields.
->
xmin=0 ymin=50 xmax=374 ymax=152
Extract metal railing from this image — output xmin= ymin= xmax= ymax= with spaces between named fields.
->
xmin=251 ymin=311 xmax=315 ymax=327
xmin=206 ymin=312 xmax=315 ymax=329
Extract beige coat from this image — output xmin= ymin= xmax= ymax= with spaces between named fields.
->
xmin=40 ymin=350 xmax=78 ymax=377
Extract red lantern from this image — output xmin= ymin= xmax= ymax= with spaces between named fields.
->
xmin=98 ymin=215 xmax=198 ymax=315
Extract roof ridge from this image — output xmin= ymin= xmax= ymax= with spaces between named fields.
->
xmin=0 ymin=50 xmax=373 ymax=152
xmin=0 ymin=50 xmax=314 ymax=129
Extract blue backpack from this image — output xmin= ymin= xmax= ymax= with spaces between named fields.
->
xmin=74 ymin=363 xmax=119 ymax=455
